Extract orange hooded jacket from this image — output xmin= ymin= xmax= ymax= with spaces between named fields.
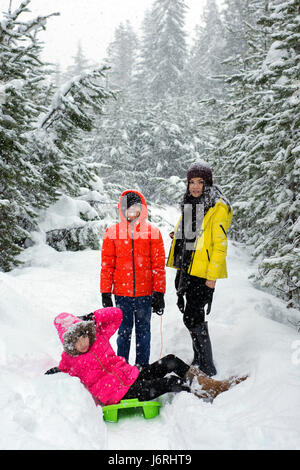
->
xmin=100 ymin=190 xmax=166 ymax=297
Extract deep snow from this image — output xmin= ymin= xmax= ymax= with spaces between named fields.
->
xmin=1 ymin=205 xmax=300 ymax=450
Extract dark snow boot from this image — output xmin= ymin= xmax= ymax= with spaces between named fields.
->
xmin=189 ymin=322 xmax=217 ymax=377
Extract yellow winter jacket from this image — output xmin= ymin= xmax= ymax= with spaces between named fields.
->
xmin=166 ymin=198 xmax=233 ymax=281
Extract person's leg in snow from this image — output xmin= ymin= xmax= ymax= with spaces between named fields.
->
xmin=133 ymin=296 xmax=152 ymax=366
xmin=115 ymin=295 xmax=152 ymax=366
xmin=115 ymin=296 xmax=134 ymax=362
xmin=123 ymin=354 xmax=191 ymax=401
xmin=184 ymin=276 xmax=217 ymax=376
xmin=123 ymin=354 xmax=247 ymax=402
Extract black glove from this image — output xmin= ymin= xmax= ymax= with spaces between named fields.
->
xmin=201 ymin=285 xmax=215 ymax=315
xmin=102 ymin=293 xmax=113 ymax=308
xmin=152 ymin=291 xmax=165 ymax=315
xmin=177 ymin=294 xmax=185 ymax=314
xmin=45 ymin=367 xmax=61 ymax=375
xmin=77 ymin=312 xmax=95 ymax=321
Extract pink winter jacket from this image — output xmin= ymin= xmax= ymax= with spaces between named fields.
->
xmin=55 ymin=308 xmax=140 ymax=405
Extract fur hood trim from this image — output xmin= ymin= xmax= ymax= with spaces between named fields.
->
xmin=63 ymin=321 xmax=96 ymax=356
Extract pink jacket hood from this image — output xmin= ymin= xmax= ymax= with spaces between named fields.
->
xmin=54 ymin=312 xmax=81 ymax=343
xmin=54 ymin=312 xmax=96 ymax=357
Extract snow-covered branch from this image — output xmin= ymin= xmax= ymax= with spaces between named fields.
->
xmin=40 ymin=66 xmax=113 ymax=131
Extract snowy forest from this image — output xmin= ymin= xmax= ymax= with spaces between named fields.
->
xmin=1 ymin=0 xmax=300 ymax=314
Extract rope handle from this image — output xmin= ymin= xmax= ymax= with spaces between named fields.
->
xmin=159 ymin=316 xmax=163 ymax=360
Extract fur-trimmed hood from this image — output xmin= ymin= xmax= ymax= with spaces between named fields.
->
xmin=62 ymin=320 xmax=96 ymax=356
xmin=54 ymin=312 xmax=96 ymax=357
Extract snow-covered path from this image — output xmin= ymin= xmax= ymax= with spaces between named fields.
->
xmin=1 ymin=224 xmax=300 ymax=450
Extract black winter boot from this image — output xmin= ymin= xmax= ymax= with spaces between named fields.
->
xmin=189 ymin=322 xmax=217 ymax=377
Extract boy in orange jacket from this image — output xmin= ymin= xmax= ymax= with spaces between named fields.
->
xmin=100 ymin=190 xmax=166 ymax=366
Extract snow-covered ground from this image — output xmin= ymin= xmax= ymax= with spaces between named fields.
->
xmin=1 ymin=208 xmax=300 ymax=450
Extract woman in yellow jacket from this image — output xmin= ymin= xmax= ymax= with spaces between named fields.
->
xmin=167 ymin=161 xmax=233 ymax=376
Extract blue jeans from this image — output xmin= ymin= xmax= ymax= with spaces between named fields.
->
xmin=115 ymin=295 xmax=152 ymax=366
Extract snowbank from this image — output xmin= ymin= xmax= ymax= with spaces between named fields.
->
xmin=0 ymin=206 xmax=300 ymax=450
xmin=1 ymin=371 xmax=105 ymax=450
xmin=0 ymin=265 xmax=105 ymax=450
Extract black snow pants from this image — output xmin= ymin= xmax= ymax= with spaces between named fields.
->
xmin=123 ymin=354 xmax=191 ymax=401
xmin=182 ymin=275 xmax=207 ymax=329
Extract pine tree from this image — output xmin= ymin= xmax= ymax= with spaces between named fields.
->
xmin=146 ymin=0 xmax=188 ymax=99
xmin=37 ymin=66 xmax=113 ymax=197
xmin=105 ymin=20 xmax=138 ymax=95
xmin=91 ymin=97 xmax=138 ymax=198
xmin=64 ymin=41 xmax=91 ymax=82
xmin=212 ymin=0 xmax=300 ymax=309
xmin=208 ymin=0 xmax=270 ymax=231
xmin=0 ymin=0 xmax=59 ymax=270
xmin=187 ymin=0 xmax=226 ymax=99
xmin=249 ymin=0 xmax=300 ymax=308
xmin=221 ymin=0 xmax=254 ymax=67
xmin=134 ymin=8 xmax=157 ymax=100
xmin=0 ymin=1 xmax=113 ymax=271
xmin=129 ymin=96 xmax=210 ymax=203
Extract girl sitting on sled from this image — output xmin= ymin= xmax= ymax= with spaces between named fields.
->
xmin=52 ymin=307 xmax=246 ymax=406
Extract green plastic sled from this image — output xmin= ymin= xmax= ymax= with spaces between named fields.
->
xmin=102 ymin=398 xmax=161 ymax=423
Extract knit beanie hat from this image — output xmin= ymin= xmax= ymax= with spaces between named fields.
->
xmin=186 ymin=161 xmax=213 ymax=186
xmin=120 ymin=191 xmax=142 ymax=215
xmin=54 ymin=312 xmax=96 ymax=356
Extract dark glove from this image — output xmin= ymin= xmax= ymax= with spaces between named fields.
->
xmin=102 ymin=293 xmax=113 ymax=308
xmin=77 ymin=312 xmax=95 ymax=321
xmin=177 ymin=294 xmax=185 ymax=314
xmin=152 ymin=291 xmax=165 ymax=315
xmin=45 ymin=367 xmax=61 ymax=375
xmin=202 ymin=285 xmax=215 ymax=315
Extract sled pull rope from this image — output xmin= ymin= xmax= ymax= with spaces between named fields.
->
xmin=159 ymin=316 xmax=163 ymax=359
